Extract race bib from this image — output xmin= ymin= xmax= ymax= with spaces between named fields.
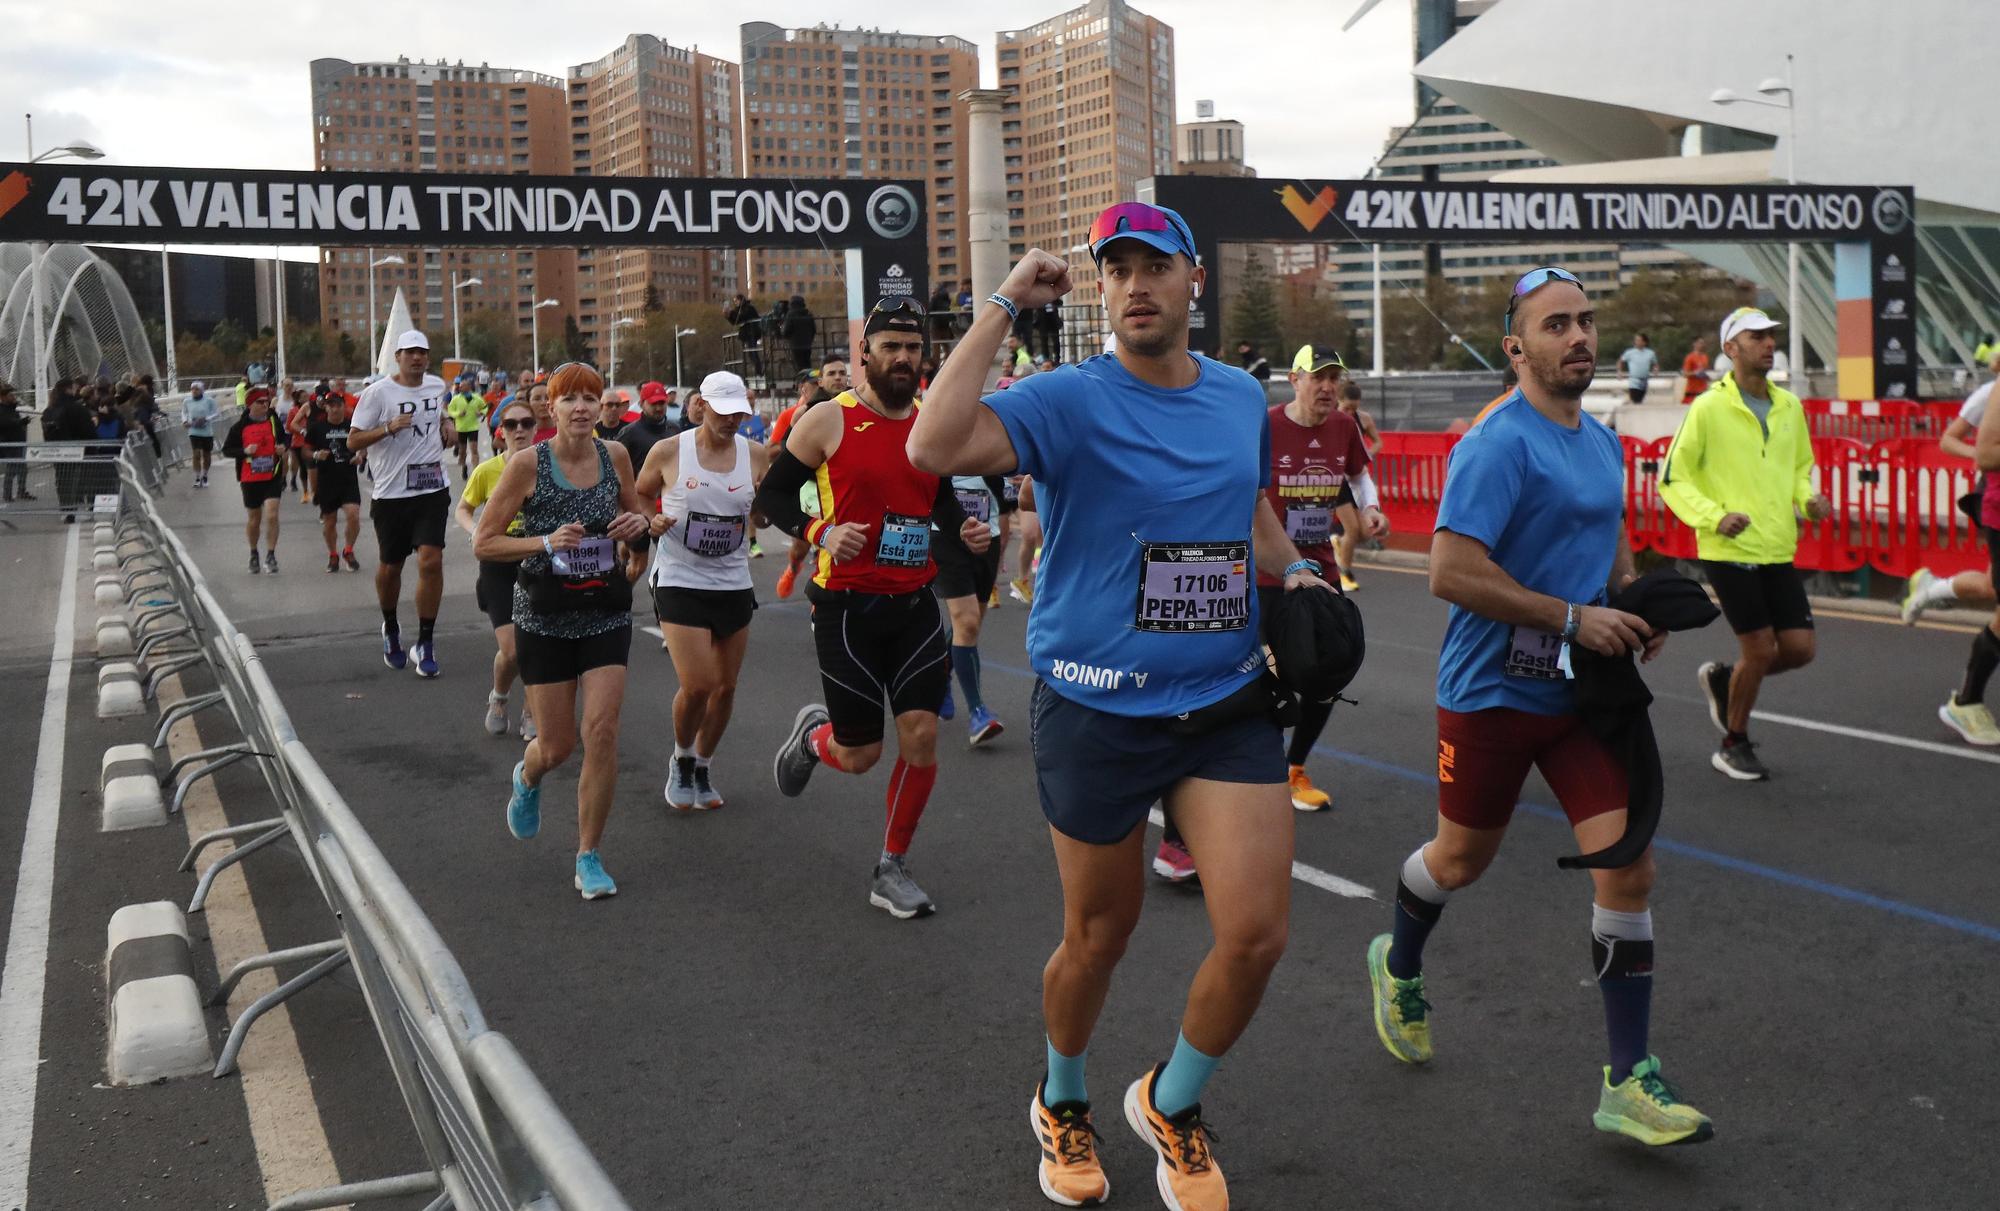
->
xmin=956 ymin=489 xmax=993 ymax=523
xmin=551 ymin=535 xmax=616 ymax=578
xmin=1003 ymin=478 xmax=1022 ymax=505
xmin=1285 ymin=505 xmax=1334 ymax=548
xmin=876 ymin=512 xmax=932 ymax=568
xmin=1135 ymin=541 xmax=1251 ymax=633
xmin=682 ymin=510 xmax=746 ymax=558
xmin=406 ymin=461 xmax=446 ymax=493
xmin=1504 ymin=627 xmax=1567 ymax=680
xmin=248 ymin=455 xmax=276 ymax=475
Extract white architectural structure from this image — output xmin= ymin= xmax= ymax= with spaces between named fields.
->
xmin=0 ymin=244 xmax=159 ymax=403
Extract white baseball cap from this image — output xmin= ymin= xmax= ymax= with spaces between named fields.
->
xmin=394 ymin=329 xmax=430 ymax=352
xmin=698 ymin=370 xmax=752 ymax=416
xmin=1719 ymin=306 xmax=1781 ymax=347
xmin=189 ymin=380 xmax=204 ymax=391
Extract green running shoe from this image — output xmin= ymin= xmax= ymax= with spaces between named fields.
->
xmin=1593 ymin=1055 xmax=1714 ymax=1146
xmin=1366 ymin=933 xmax=1432 ymax=1064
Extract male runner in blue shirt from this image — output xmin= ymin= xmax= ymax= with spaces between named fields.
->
xmin=913 ymin=202 xmax=1333 ymax=1211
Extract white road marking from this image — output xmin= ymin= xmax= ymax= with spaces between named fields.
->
xmin=0 ymin=526 xmax=78 ymax=1206
xmin=1146 ymin=807 xmax=1376 ymax=899
xmin=1748 ymin=710 xmax=2000 ymax=766
xmin=641 ymin=625 xmax=663 ymax=639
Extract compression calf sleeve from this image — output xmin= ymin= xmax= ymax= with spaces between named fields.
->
xmin=1286 ymin=697 xmax=1334 ymax=767
xmin=1591 ymin=905 xmax=1655 ymax=1080
xmin=1957 ymin=624 xmax=2000 ymax=706
xmin=882 ymin=758 xmax=937 ymax=856
xmin=1388 ymin=845 xmax=1450 ymax=980
xmin=951 ymin=644 xmax=985 ymax=713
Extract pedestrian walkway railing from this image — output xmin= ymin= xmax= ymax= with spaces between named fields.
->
xmin=107 ymin=450 xmax=631 ymax=1209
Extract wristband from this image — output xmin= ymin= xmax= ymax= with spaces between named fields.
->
xmin=986 ymin=292 xmax=1020 ymax=322
xmin=1561 ymin=602 xmax=1580 ymax=642
xmin=541 ymin=535 xmax=553 ymax=557
xmin=1283 ymin=558 xmax=1322 ymax=580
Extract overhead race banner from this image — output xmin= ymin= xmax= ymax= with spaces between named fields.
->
xmin=0 ymin=161 xmax=929 ymax=252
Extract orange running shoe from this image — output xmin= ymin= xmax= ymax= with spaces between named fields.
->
xmin=1123 ymin=1064 xmax=1227 ymax=1211
xmin=1030 ymin=1085 xmax=1109 ymax=1207
xmin=1287 ymin=765 xmax=1331 ymax=812
xmin=776 ymin=563 xmax=799 ymax=599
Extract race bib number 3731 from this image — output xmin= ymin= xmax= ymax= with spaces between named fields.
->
xmin=1134 ymin=541 xmax=1251 ymax=633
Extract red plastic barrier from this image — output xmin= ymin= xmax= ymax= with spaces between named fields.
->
xmin=1625 ymin=436 xmax=1699 ymax=561
xmin=1374 ymin=431 xmax=1459 ymax=538
xmin=1794 ymin=437 xmax=1869 ymax=572
xmin=1867 ymin=438 xmax=1991 ymax=579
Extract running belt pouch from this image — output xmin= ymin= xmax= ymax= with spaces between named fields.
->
xmin=518 ymin=563 xmax=634 ymax=613
xmin=1162 ymin=672 xmax=1294 ymax=736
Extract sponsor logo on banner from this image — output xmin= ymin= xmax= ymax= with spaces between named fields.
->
xmin=1278 ymin=184 xmax=1339 ymax=233
xmin=1882 ymin=337 xmax=1910 ymax=366
xmin=1880 ymin=297 xmax=1908 ymax=320
xmin=1871 ymin=189 xmax=1911 ymax=236
xmin=874 ymin=260 xmax=914 ymax=299
xmin=865 ymin=184 xmax=920 ymax=240
xmin=1880 ymin=253 xmax=1908 ymax=284
xmin=1885 ymin=380 xmax=1910 ymax=397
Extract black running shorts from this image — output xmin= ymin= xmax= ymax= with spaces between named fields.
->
xmin=315 ymin=474 xmax=362 ymax=515
xmin=806 ymin=583 xmax=950 ymax=747
xmin=371 ymin=489 xmax=449 ymax=564
xmin=239 ymin=479 xmax=283 ymax=509
xmin=189 ymin=435 xmax=213 ymax=453
xmin=654 ymin=585 xmax=757 ymax=639
xmin=475 ymin=559 xmax=518 ymax=630
xmin=1701 ymin=560 xmax=1813 ymax=635
xmin=514 ymin=624 xmax=631 ymax=686
xmin=932 ymin=533 xmax=1001 ymax=603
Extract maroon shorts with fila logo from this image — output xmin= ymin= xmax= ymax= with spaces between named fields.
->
xmin=1435 ymin=706 xmax=1627 ymax=831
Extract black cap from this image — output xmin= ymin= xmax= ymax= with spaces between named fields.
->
xmin=863 ymin=296 xmax=927 ymax=340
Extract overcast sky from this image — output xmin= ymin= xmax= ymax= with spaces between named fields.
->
xmin=4 ymin=0 xmax=1420 ymax=242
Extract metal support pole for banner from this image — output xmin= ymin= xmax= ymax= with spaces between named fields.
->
xmin=1371 ymin=245 xmax=1384 ymax=373
xmin=1783 ymin=55 xmax=1804 ymax=384
xmin=272 ymin=248 xmax=287 ymax=387
xmin=366 ymin=247 xmax=377 ymax=372
xmin=161 ymin=245 xmax=178 ymax=393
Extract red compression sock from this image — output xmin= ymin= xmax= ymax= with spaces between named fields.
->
xmin=882 ymin=758 xmax=938 ymax=856
xmin=809 ymin=723 xmax=849 ymax=772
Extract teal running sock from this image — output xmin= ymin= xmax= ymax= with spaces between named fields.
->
xmin=1044 ymin=1037 xmax=1087 ymax=1106
xmin=1152 ymin=1031 xmax=1220 ymax=1117
xmin=951 ymin=644 xmax=985 ymax=712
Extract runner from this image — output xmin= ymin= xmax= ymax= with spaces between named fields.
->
xmin=1937 ymin=396 xmax=2000 ymax=744
xmin=457 ymin=398 xmax=541 ymax=741
xmin=473 ymin=361 xmax=651 ymax=899
xmin=769 ymin=376 xmax=835 ymax=599
xmin=1903 ymin=352 xmax=2000 ymax=624
xmin=757 ymin=297 xmax=988 ymax=921
xmin=818 ymin=355 xmax=851 ymax=398
xmin=184 ymin=380 xmax=218 ymax=488
xmin=637 ymin=370 xmax=770 ymax=809
xmin=1679 ymin=336 xmax=1712 ymax=404
xmin=1334 ymin=378 xmax=1380 ymax=592
xmin=348 ymin=330 xmax=457 ymax=678
xmin=616 ymin=381 xmax=678 ymax=471
xmin=220 ymin=386 xmax=284 ymax=574
xmin=1363 ymin=265 xmax=1711 ymax=1149
xmin=911 ymin=205 xmax=1338 ymax=1211
xmin=1010 ymin=475 xmax=1041 ymax=605
xmin=1659 ymin=306 xmax=1833 ymax=781
xmin=305 ymin=392 xmax=363 ymax=573
xmin=933 ymin=468 xmax=1014 ymax=744
xmin=285 ymin=388 xmax=316 ymax=502
xmin=447 ymin=376 xmax=488 ymax=476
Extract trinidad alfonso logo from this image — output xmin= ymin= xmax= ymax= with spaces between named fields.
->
xmin=1277 ymin=184 xmax=1338 ymax=233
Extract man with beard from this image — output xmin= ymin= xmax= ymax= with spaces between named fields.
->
xmin=758 ymin=298 xmax=989 ymax=921
xmin=911 ymin=203 xmax=1338 ymax=1211
xmin=1364 ymin=267 xmax=1713 ymax=1148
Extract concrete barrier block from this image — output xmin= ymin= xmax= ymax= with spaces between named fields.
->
xmin=101 ymin=745 xmax=164 ymax=832
xmin=92 ymin=525 xmax=116 ymax=549
xmin=93 ymin=575 xmax=124 ymax=608
xmin=92 ymin=548 xmax=118 ymax=572
xmin=105 ymin=902 xmax=211 ymax=1085
xmin=96 ymin=663 xmax=145 ymax=718
xmin=96 ymin=618 xmax=134 ymax=658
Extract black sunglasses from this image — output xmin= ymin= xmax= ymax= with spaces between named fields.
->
xmin=499 ymin=418 xmax=536 ymax=431
xmin=870 ymin=296 xmax=927 ymax=318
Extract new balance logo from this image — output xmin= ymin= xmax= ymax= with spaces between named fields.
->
xmin=1437 ymin=739 xmax=1456 ymax=784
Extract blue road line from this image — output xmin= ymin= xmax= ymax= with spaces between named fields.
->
xmin=977 ymin=657 xmax=2000 ymax=945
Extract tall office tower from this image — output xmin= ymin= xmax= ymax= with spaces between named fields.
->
xmin=739 ymin=22 xmax=978 ymax=304
xmin=310 ymin=56 xmax=575 ymax=366
xmin=997 ymin=0 xmax=1175 ymax=305
xmin=569 ymin=35 xmax=742 ymax=350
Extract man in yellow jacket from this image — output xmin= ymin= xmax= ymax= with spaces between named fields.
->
xmin=1659 ymin=307 xmax=1833 ymax=781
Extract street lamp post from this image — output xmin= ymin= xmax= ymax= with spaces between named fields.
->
xmin=608 ymin=317 xmax=636 ymax=393
xmin=23 ymin=114 xmax=105 ymax=408
xmin=1711 ymin=54 xmax=1803 ymax=385
xmin=531 ymin=298 xmax=560 ymax=377
xmin=451 ymin=271 xmax=484 ymax=363
xmin=673 ymin=326 xmax=697 ymax=394
xmin=366 ymin=252 xmax=404 ymax=375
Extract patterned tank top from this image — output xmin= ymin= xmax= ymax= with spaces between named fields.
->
xmin=512 ymin=439 xmax=628 ymax=638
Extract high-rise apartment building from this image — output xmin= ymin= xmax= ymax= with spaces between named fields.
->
xmin=739 ymin=22 xmax=977 ymax=303
xmin=568 ymin=35 xmax=742 ymax=348
xmin=997 ymin=0 xmax=1175 ymax=304
xmin=310 ymin=56 xmax=575 ymax=362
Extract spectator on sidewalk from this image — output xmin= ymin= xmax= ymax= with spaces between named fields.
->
xmin=0 ymin=382 xmax=29 ymax=503
xmin=726 ymin=293 xmax=764 ymax=385
xmin=783 ymin=295 xmax=816 ymax=384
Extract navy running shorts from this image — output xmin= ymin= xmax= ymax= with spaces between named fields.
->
xmin=1029 ymin=678 xmax=1285 ymax=845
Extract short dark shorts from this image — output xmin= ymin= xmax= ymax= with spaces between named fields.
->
xmin=515 ymin=624 xmax=631 ymax=686
xmin=476 ymin=559 xmax=519 ymax=629
xmin=239 ymin=478 xmax=283 ymax=509
xmin=189 ymin=435 xmax=214 ymax=453
xmin=1987 ymin=527 xmax=2000 ymax=579
xmin=1436 ymin=706 xmax=1627 ymax=832
xmin=806 ymin=583 xmax=950 ymax=747
xmin=370 ymin=489 xmax=450 ymax=565
xmin=932 ymin=533 xmax=1001 ymax=602
xmin=1701 ymin=559 xmax=1813 ymax=635
xmin=654 ymin=585 xmax=757 ymax=639
xmin=1627 ymin=386 xmax=1648 ymax=404
xmin=1029 ymin=678 xmax=1286 ymax=846
xmin=315 ymin=474 xmax=362 ymax=514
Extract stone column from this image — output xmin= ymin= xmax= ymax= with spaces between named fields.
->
xmin=959 ymin=89 xmax=1012 ymax=307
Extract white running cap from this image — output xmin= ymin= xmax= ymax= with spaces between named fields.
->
xmin=394 ymin=329 xmax=430 ymax=352
xmin=698 ymin=370 xmax=752 ymax=415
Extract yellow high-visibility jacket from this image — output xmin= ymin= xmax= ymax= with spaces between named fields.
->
xmin=1659 ymin=372 xmax=1817 ymax=564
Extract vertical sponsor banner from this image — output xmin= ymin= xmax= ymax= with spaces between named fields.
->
xmin=1872 ymin=234 xmax=1918 ymax=400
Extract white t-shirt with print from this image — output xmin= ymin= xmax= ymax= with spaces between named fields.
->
xmin=351 ymin=374 xmax=451 ymax=499
xmin=1960 ymin=380 xmax=1993 ymax=429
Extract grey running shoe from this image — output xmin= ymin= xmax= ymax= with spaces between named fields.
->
xmin=264 ymin=550 xmax=279 ymax=574
xmin=664 ymin=755 xmax=699 ymax=809
xmin=693 ymin=763 xmax=725 ymax=810
xmin=869 ymin=854 xmax=936 ymax=919
xmin=1696 ymin=661 xmax=1731 ymax=735
xmin=1711 ymin=739 xmax=1769 ymax=781
xmin=774 ymin=703 xmax=829 ymax=798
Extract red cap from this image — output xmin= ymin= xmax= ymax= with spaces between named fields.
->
xmin=639 ymin=381 xmax=668 ymax=403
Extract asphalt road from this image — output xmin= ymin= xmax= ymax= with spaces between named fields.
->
xmin=4 ymin=469 xmax=1997 ymax=1210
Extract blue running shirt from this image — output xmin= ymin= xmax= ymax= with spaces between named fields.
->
xmin=986 ymin=353 xmax=1270 ymax=717
xmin=1434 ymin=391 xmax=1625 ymax=715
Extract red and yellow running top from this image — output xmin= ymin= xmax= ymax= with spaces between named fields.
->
xmin=806 ymin=391 xmax=940 ymax=594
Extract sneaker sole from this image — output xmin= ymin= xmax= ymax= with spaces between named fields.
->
xmin=1150 ymin=858 xmax=1196 ymax=883
xmin=1696 ymin=662 xmax=1727 ymax=735
xmin=1367 ymin=934 xmax=1430 ymax=1064
xmin=1291 ymin=795 xmax=1330 ymax=812
xmin=663 ymin=787 xmax=699 ymax=810
xmin=1900 ymin=571 xmax=1932 ymax=626
xmin=1592 ymin=1109 xmax=1715 ymax=1147
xmin=772 ymin=704 xmax=825 ymax=798
xmin=1938 ymin=703 xmax=2000 ymax=746
xmin=1120 ymin=1078 xmax=1194 ymax=1211
xmin=1709 ymin=750 xmax=1768 ymax=780
xmin=867 ymin=890 xmax=935 ymax=919
xmin=1030 ymin=1093 xmax=1108 ymax=1207
xmin=574 ymin=876 xmax=618 ymax=901
xmin=484 ymin=715 xmax=509 ymax=736
xmin=969 ymin=720 xmax=1004 ymax=747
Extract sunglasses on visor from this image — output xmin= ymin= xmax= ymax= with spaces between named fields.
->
xmin=1088 ymin=203 xmax=1192 ymax=253
xmin=1504 ymin=266 xmax=1583 ymax=333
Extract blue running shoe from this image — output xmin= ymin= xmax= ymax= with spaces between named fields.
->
xmin=382 ymin=623 xmax=407 ymax=670
xmin=412 ymin=639 xmax=440 ymax=679
xmin=507 ymin=760 xmax=541 ymax=840
xmin=939 ymin=688 xmax=956 ymax=721
xmin=575 ymin=850 xmax=618 ymax=900
xmin=968 ymin=706 xmax=1005 ymax=748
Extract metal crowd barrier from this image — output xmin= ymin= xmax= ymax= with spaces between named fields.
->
xmin=108 ymin=448 xmax=631 ymax=1210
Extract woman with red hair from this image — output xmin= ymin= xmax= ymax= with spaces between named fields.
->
xmin=473 ymin=362 xmax=652 ymax=900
